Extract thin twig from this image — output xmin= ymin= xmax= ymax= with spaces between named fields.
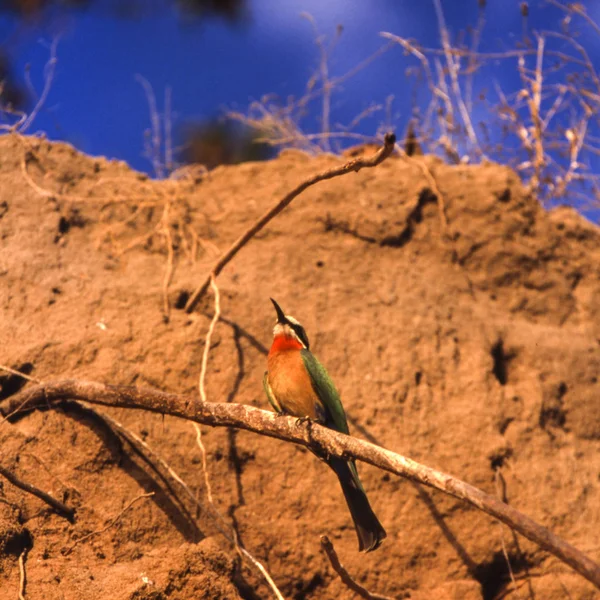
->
xmin=433 ymin=0 xmax=482 ymax=156
xmin=495 ymin=469 xmax=522 ymax=600
xmin=404 ymin=153 xmax=448 ymax=231
xmin=0 ymin=364 xmax=41 ymax=384
xmin=301 ymin=13 xmax=333 ymax=152
xmin=0 ymin=463 xmax=75 ymax=522
xmin=238 ymin=546 xmax=285 ymax=600
xmin=18 ymin=549 xmax=27 ymax=600
xmin=20 ymin=37 xmax=59 ymax=134
xmin=136 ymin=75 xmax=164 ymax=179
xmin=64 ymin=491 xmax=154 ymax=555
xmin=198 ymin=276 xmax=221 ymax=404
xmin=321 ymin=536 xmax=394 ymax=600
xmin=185 ymin=133 xmax=396 ymax=312
xmin=194 ymin=276 xmax=221 ymax=504
xmin=2 ymin=380 xmax=599 ymax=589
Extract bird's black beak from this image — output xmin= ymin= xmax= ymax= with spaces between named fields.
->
xmin=270 ymin=298 xmax=287 ymax=324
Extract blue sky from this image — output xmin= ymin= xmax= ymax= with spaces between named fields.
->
xmin=1 ymin=0 xmax=599 ymax=218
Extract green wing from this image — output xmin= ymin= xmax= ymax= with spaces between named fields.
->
xmin=300 ymin=349 xmax=349 ymax=435
xmin=262 ymin=371 xmax=282 ymax=413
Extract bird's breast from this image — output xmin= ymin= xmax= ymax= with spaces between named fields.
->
xmin=267 ymin=350 xmax=321 ymax=419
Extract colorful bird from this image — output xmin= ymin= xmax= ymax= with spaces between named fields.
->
xmin=263 ymin=298 xmax=386 ymax=552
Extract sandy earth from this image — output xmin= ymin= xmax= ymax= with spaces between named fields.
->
xmin=0 ymin=134 xmax=599 ymax=599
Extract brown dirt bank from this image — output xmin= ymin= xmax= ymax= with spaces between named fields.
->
xmin=0 ymin=134 xmax=599 ymax=599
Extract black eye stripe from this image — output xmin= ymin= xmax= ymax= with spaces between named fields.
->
xmin=290 ymin=323 xmax=310 ymax=350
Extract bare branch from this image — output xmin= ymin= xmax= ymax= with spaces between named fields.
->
xmin=184 ymin=133 xmax=397 ymax=312
xmin=2 ymin=380 xmax=599 ymax=589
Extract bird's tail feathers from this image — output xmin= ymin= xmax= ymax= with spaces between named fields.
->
xmin=330 ymin=457 xmax=387 ymax=552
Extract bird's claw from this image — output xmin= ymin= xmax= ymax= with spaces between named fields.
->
xmin=295 ymin=415 xmax=312 ymax=427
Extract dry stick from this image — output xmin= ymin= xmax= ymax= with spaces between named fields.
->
xmin=184 ymin=132 xmax=397 ymax=313
xmin=0 ymin=463 xmax=75 ymax=522
xmin=64 ymin=491 xmax=154 ymax=555
xmin=0 ymin=364 xmax=41 ymax=384
xmin=193 ymin=280 xmax=285 ymax=600
xmin=18 ymin=549 xmax=27 ymax=600
xmin=2 ymin=382 xmax=599 ymax=589
xmin=320 ymin=536 xmax=394 ymax=600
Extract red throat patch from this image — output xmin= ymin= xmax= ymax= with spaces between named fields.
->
xmin=269 ymin=333 xmax=304 ymax=355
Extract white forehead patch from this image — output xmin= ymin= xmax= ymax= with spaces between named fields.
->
xmin=273 ymin=322 xmax=306 ymax=348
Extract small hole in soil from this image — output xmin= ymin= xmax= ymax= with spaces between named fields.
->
xmin=414 ymin=371 xmax=422 ymax=385
xmin=174 ymin=290 xmax=190 ymax=310
xmin=497 ymin=188 xmax=511 ymax=203
xmin=557 ymin=381 xmax=567 ymax=399
xmin=475 ymin=550 xmax=533 ymax=600
xmin=58 ymin=216 xmax=70 ymax=235
xmin=316 ymin=260 xmax=324 ymax=268
xmin=491 ymin=339 xmax=509 ymax=385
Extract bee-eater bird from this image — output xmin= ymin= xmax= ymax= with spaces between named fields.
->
xmin=263 ymin=298 xmax=386 ymax=552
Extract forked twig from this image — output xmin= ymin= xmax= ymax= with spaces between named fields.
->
xmin=0 ymin=463 xmax=75 ymax=522
xmin=64 ymin=491 xmax=154 ymax=555
xmin=321 ymin=536 xmax=394 ymax=600
xmin=2 ymin=380 xmax=599 ymax=590
xmin=185 ymin=133 xmax=396 ymax=312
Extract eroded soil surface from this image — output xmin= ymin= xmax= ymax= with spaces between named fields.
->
xmin=1 ymin=134 xmax=599 ymax=599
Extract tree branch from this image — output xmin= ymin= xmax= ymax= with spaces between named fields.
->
xmin=1 ymin=379 xmax=599 ymax=590
xmin=184 ymin=132 xmax=397 ymax=313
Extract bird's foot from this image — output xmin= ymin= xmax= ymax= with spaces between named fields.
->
xmin=295 ymin=415 xmax=312 ymax=427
